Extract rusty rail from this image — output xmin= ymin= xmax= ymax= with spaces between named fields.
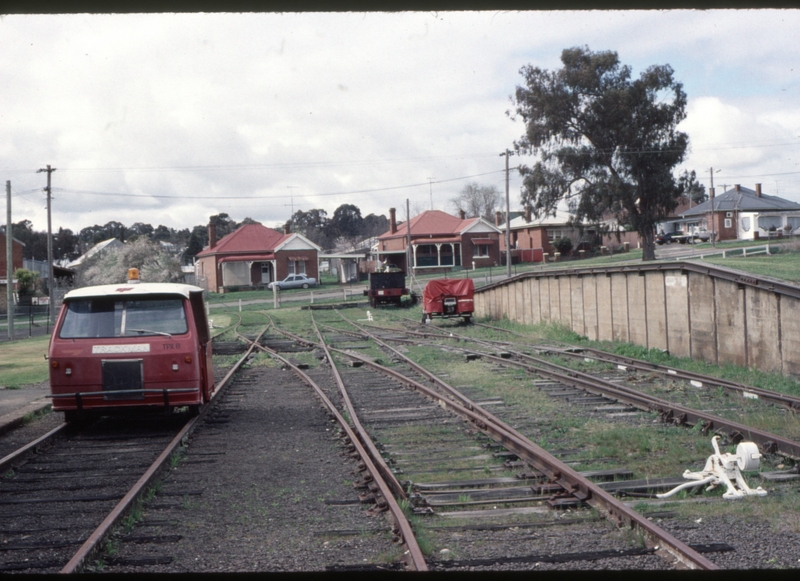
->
xmin=60 ymin=326 xmax=267 ymax=573
xmin=240 ymin=315 xmax=428 ymax=572
xmin=335 ymin=312 xmax=719 ymax=570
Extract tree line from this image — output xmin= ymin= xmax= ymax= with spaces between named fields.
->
xmin=2 ymin=203 xmax=395 ymax=267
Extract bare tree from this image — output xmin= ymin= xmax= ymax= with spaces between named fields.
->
xmin=451 ymin=183 xmax=501 ymax=221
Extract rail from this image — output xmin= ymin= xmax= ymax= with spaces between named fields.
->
xmin=335 ymin=313 xmax=719 ymax=570
xmin=60 ymin=326 xmax=268 ymax=573
xmin=236 ymin=317 xmax=428 ymax=572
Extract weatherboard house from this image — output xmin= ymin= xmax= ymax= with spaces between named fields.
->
xmin=680 ymin=183 xmax=800 ymax=241
xmin=374 ymin=208 xmax=502 ymax=273
xmin=194 ymin=222 xmax=320 ymax=293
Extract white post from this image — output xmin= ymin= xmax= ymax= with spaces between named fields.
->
xmin=343 ymin=287 xmax=346 ymax=301
xmin=273 ymin=284 xmax=278 ymax=309
xmin=239 ymin=299 xmax=242 ymax=312
xmin=766 ymin=244 xmax=770 ymax=255
xmin=311 ymin=291 xmax=314 ymax=304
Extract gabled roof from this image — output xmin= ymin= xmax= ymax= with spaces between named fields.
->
xmin=378 ymin=210 xmax=500 ymax=240
xmin=67 ymin=238 xmax=123 ymax=268
xmin=196 ymin=223 xmax=287 ymax=257
xmin=682 ymin=186 xmax=800 ymax=217
xmin=274 ymin=232 xmax=322 ymax=252
xmin=504 ymin=209 xmax=576 ymax=230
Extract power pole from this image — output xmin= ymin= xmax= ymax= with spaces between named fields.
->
xmin=709 ymin=167 xmax=720 ymax=248
xmin=500 ymin=150 xmax=514 ymax=278
xmin=6 ymin=180 xmax=13 ymax=340
xmin=428 ymin=178 xmax=435 ymax=211
xmin=37 ymin=165 xmax=56 ymax=323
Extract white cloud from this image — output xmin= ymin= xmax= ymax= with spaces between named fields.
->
xmin=2 ymin=10 xmax=799 ymax=234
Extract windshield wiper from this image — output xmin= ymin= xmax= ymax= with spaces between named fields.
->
xmin=127 ymin=328 xmax=173 ymax=338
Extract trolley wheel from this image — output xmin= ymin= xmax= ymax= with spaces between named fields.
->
xmin=463 ymin=315 xmax=472 ymax=324
xmin=64 ymin=410 xmax=79 ymax=423
xmin=187 ymin=404 xmax=202 ymax=417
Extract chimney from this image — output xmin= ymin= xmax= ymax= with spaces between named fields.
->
xmin=208 ymin=223 xmax=217 ymax=249
xmin=283 ymin=221 xmax=291 ymax=235
xmin=735 ymin=184 xmax=741 ymax=192
xmin=495 ymin=210 xmax=502 ymax=227
xmin=756 ymin=183 xmax=762 ymax=197
xmin=459 ymin=209 xmax=466 ymax=220
xmin=525 ymin=206 xmax=532 ymax=223
xmin=389 ymin=207 xmax=397 ymax=234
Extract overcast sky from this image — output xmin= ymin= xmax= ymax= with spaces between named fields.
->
xmin=1 ymin=10 xmax=799 ymax=235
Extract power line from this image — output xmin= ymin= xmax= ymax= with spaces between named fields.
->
xmin=49 ymin=169 xmax=509 ymax=201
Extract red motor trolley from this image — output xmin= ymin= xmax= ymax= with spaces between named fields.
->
xmin=48 ymin=269 xmax=215 ymax=421
xmin=421 ymin=278 xmax=475 ymax=324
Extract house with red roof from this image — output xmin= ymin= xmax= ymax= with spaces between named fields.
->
xmin=374 ymin=208 xmax=502 ymax=273
xmin=194 ymin=222 xmax=321 ymax=293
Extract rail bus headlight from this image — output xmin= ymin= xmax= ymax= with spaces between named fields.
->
xmin=51 ymin=360 xmax=59 ymax=369
xmin=185 ymin=356 xmax=193 ymax=364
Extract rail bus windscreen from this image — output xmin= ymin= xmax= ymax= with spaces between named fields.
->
xmin=58 ymin=297 xmax=188 ymax=339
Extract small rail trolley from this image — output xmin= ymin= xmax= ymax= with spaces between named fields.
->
xmin=48 ymin=269 xmax=215 ymax=421
xmin=364 ymin=266 xmax=410 ymax=307
xmin=421 ymin=278 xmax=475 ymax=324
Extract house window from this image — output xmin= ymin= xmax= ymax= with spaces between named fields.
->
xmin=474 ymin=244 xmax=489 ymax=257
xmin=724 ymin=218 xmax=732 ymax=229
xmin=741 ymin=217 xmax=751 ymax=232
xmin=547 ymin=230 xmax=564 ymax=242
xmin=289 ymin=260 xmax=307 ymax=275
xmin=758 ymin=216 xmax=782 ymax=231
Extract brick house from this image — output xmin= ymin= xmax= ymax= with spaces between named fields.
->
xmin=680 ymin=184 xmax=800 ymax=241
xmin=374 ymin=208 xmax=501 ymax=273
xmin=194 ymin=222 xmax=321 ymax=293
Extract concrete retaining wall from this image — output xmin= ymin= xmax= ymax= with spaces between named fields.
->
xmin=473 ymin=262 xmax=800 ymax=378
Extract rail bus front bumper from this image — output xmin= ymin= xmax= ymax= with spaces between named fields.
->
xmin=48 ymin=387 xmax=201 ymax=411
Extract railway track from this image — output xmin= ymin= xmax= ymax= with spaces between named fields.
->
xmin=7 ymin=306 xmax=800 ymax=571
xmin=0 ymin=326 xmax=260 ymax=573
xmin=380 ymin=319 xmax=800 ymax=460
xmin=282 ymin=308 xmax=800 ymax=569
xmin=268 ymin=312 xmax=727 ymax=570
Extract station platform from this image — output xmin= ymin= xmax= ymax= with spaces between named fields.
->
xmin=0 ymin=383 xmax=52 ymax=436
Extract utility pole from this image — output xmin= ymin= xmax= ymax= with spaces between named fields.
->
xmin=406 ymin=198 xmax=412 ymax=273
xmin=6 ymin=180 xmax=13 ymax=340
xmin=500 ymin=150 xmax=514 ymax=278
xmin=428 ymin=178 xmax=435 ymax=211
xmin=37 ymin=165 xmax=56 ymax=322
xmin=709 ymin=167 xmax=720 ymax=248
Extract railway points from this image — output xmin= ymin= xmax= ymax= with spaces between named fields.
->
xmin=4 ymin=284 xmax=800 ymax=571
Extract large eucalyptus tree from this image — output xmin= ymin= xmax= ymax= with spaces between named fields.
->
xmin=511 ymin=46 xmax=690 ymax=260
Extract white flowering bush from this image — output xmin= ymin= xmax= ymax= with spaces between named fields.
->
xmin=76 ymin=238 xmax=184 ymax=287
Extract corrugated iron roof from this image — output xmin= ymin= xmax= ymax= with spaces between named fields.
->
xmin=378 ymin=210 xmax=479 ymax=240
xmin=682 ymin=186 xmax=800 ymax=216
xmin=196 ymin=223 xmax=289 ymax=257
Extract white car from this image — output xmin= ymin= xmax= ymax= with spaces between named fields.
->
xmin=267 ymin=274 xmax=317 ymax=290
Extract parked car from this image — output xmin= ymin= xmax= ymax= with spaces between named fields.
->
xmin=267 ymin=274 xmax=317 ymax=290
xmin=692 ymin=229 xmax=712 ymax=242
xmin=656 ymin=232 xmax=684 ymax=245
